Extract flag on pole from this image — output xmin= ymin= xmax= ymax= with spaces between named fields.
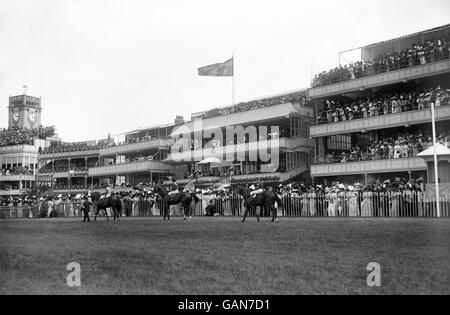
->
xmin=198 ymin=58 xmax=233 ymax=77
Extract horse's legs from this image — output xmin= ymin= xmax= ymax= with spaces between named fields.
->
xmin=242 ymin=206 xmax=248 ymax=222
xmin=271 ymin=205 xmax=277 ymax=222
xmin=104 ymin=209 xmax=109 ymax=221
xmin=255 ymin=206 xmax=260 ymax=222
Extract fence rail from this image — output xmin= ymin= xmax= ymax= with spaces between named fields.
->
xmin=1 ymin=193 xmax=449 ymax=219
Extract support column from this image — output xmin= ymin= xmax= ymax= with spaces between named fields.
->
xmin=364 ymin=173 xmax=369 ymax=186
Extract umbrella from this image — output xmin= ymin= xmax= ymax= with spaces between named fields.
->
xmin=197 ymin=157 xmax=222 ymax=165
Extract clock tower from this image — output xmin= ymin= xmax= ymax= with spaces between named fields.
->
xmin=8 ymin=93 xmax=42 ymax=129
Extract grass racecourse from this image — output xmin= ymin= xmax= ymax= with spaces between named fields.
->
xmin=0 ymin=217 xmax=449 ymax=295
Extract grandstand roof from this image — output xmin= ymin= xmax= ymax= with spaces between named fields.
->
xmin=361 ymin=24 xmax=450 ymax=50
xmin=125 ymin=122 xmax=176 ymax=135
xmin=190 ymin=88 xmax=307 ymax=117
xmin=171 ymin=102 xmax=300 ymax=136
xmin=340 ymin=24 xmax=450 ymax=55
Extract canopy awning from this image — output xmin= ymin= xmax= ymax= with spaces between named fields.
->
xmin=197 ymin=157 xmax=223 ymax=165
xmin=171 ymin=103 xmax=301 ymax=136
xmin=417 ymin=144 xmax=450 ymax=157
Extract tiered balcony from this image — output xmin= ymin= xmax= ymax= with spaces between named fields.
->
xmin=310 ymin=157 xmax=426 ymax=177
xmin=0 ymin=144 xmax=37 ymax=154
xmin=166 ymin=137 xmax=314 ymax=163
xmin=167 ymin=162 xmax=308 ymax=185
xmin=310 ymin=106 xmax=450 ymax=138
xmin=99 ymin=138 xmax=174 ymax=156
xmin=88 ymin=160 xmax=177 ymax=176
xmin=0 ymin=174 xmax=35 ymax=182
xmin=308 ymin=59 xmax=450 ymax=99
xmin=40 ymin=149 xmax=100 ymax=159
xmin=0 ymin=189 xmax=28 ymax=196
xmin=38 ymin=167 xmax=89 ymax=178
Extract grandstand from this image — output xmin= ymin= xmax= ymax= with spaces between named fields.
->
xmin=4 ymin=24 xmax=449 ymax=196
xmin=37 ymin=121 xmax=186 ymax=193
xmin=308 ymin=24 xmax=450 ymax=189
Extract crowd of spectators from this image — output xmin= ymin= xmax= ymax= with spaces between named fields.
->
xmin=200 ymin=91 xmax=307 ymax=119
xmin=317 ymin=85 xmax=450 ymax=124
xmin=0 ymin=166 xmax=34 ymax=176
xmin=323 ymin=129 xmax=450 ymax=164
xmin=0 ymin=126 xmax=55 ymax=147
xmin=312 ymin=36 xmax=450 ymax=87
xmin=0 ymin=176 xmax=440 ymax=219
xmin=42 ymin=138 xmax=114 ymax=154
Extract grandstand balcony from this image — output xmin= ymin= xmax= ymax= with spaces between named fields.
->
xmin=165 ymin=137 xmax=314 ymax=163
xmin=0 ymin=174 xmax=35 ymax=182
xmin=98 ymin=138 xmax=174 ymax=156
xmin=167 ymin=162 xmax=309 ymax=186
xmin=88 ymin=160 xmax=180 ymax=176
xmin=39 ymin=149 xmax=101 ymax=159
xmin=0 ymin=189 xmax=28 ymax=196
xmin=310 ymin=157 xmax=426 ymax=177
xmin=0 ymin=144 xmax=38 ymax=154
xmin=308 ymin=59 xmax=450 ymax=100
xmin=310 ymin=105 xmax=450 ymax=138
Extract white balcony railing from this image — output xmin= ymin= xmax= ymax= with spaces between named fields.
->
xmin=308 ymin=59 xmax=450 ymax=99
xmin=0 ymin=144 xmax=38 ymax=154
xmin=310 ymin=106 xmax=450 ymax=138
xmin=166 ymin=137 xmax=313 ymax=163
xmin=0 ymin=175 xmax=35 ymax=182
xmin=99 ymin=138 xmax=174 ymax=156
xmin=88 ymin=160 xmax=175 ymax=176
xmin=311 ymin=157 xmax=426 ymax=177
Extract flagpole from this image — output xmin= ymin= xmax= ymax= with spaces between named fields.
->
xmin=431 ymin=102 xmax=441 ymax=218
xmin=232 ymin=51 xmax=235 ymax=112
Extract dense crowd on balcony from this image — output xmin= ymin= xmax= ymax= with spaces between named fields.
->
xmin=0 ymin=126 xmax=55 ymax=147
xmin=42 ymin=138 xmax=114 ymax=154
xmin=0 ymin=166 xmax=34 ymax=176
xmin=323 ymin=129 xmax=449 ymax=164
xmin=312 ymin=36 xmax=450 ymax=87
xmin=200 ymin=92 xmax=307 ymax=119
xmin=316 ymin=85 xmax=450 ymax=124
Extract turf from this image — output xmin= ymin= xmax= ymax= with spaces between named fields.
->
xmin=0 ymin=217 xmax=449 ymax=295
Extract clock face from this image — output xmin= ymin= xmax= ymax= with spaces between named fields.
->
xmin=13 ymin=112 xmax=20 ymax=122
xmin=28 ymin=111 xmax=37 ymax=123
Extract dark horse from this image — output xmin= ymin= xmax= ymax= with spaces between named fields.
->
xmin=91 ymin=192 xmax=123 ymax=221
xmin=234 ymin=185 xmax=282 ymax=223
xmin=153 ymin=185 xmax=199 ymax=220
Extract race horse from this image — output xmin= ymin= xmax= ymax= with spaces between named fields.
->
xmin=234 ymin=185 xmax=282 ymax=223
xmin=152 ymin=185 xmax=199 ymax=220
xmin=91 ymin=192 xmax=123 ymax=221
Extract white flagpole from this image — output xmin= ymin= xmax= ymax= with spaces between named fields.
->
xmin=232 ymin=51 xmax=235 ymax=112
xmin=431 ymin=102 xmax=440 ymax=218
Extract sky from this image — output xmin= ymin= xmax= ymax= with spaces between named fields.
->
xmin=0 ymin=0 xmax=449 ymax=142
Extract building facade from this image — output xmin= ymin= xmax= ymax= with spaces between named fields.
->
xmin=309 ymin=25 xmax=450 ymax=186
xmin=0 ymin=92 xmax=45 ymax=196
